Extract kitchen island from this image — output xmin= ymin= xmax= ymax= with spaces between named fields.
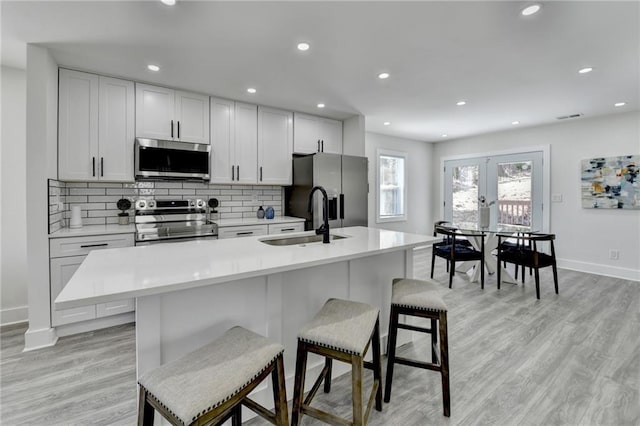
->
xmin=56 ymin=226 xmax=436 ymax=410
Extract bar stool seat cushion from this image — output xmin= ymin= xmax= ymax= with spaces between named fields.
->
xmin=298 ymin=298 xmax=379 ymax=356
xmin=138 ymin=326 xmax=284 ymax=425
xmin=392 ymin=278 xmax=448 ymax=312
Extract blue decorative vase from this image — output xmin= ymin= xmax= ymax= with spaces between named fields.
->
xmin=265 ymin=206 xmax=275 ymax=219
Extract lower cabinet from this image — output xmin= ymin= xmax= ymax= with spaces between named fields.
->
xmin=49 ymin=233 xmax=135 ymax=327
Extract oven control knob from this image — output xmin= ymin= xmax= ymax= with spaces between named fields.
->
xmin=190 ymin=200 xmax=195 ymax=207
xmin=137 ymin=200 xmax=146 ymax=209
xmin=196 ymin=199 xmax=204 ymax=208
xmin=148 ymin=200 xmax=155 ymax=208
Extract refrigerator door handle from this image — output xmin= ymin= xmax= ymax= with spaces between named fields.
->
xmin=339 ymin=194 xmax=344 ymax=219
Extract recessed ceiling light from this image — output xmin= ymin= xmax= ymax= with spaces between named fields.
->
xmin=378 ymin=72 xmax=390 ymax=80
xmin=614 ymin=102 xmax=626 ymax=107
xmin=147 ymin=64 xmax=160 ymax=72
xmin=456 ymin=101 xmax=467 ymax=106
xmin=160 ymin=0 xmax=176 ymax=5
xmin=383 ymin=121 xmax=391 ymax=126
xmin=247 ymin=88 xmax=257 ymax=94
xmin=521 ymin=4 xmax=541 ymax=16
xmin=512 ymin=121 xmax=520 ymax=125
xmin=578 ymin=67 xmax=594 ymax=74
xmin=441 ymin=134 xmax=448 ymax=138
xmin=297 ymin=42 xmax=310 ymax=51
xmin=317 ymin=103 xmax=325 ymax=108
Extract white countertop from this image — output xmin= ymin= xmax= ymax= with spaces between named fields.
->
xmin=56 ymin=226 xmax=436 ymax=310
xmin=215 ymin=216 xmax=305 ymax=227
xmin=49 ymin=224 xmax=136 ymax=238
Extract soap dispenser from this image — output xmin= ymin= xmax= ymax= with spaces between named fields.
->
xmin=257 ymin=206 xmax=265 ymax=219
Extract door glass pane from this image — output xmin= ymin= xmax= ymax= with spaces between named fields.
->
xmin=496 ymin=161 xmax=532 ymax=228
xmin=452 ymin=165 xmax=478 ymax=225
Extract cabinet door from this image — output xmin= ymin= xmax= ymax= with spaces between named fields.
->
xmin=210 ymin=98 xmax=235 ymax=184
xmin=175 ymin=90 xmax=210 ymax=144
xmin=50 ymin=256 xmax=96 ymax=326
xmin=320 ymin=118 xmax=343 ymax=154
xmin=293 ymin=113 xmax=320 ymax=154
xmin=58 ymin=69 xmax=99 ymax=181
xmin=234 ymin=102 xmax=258 ymax=184
xmin=135 ymin=83 xmax=175 ymax=140
xmin=98 ymin=76 xmax=135 ymax=182
xmin=258 ymin=107 xmax=293 ymax=185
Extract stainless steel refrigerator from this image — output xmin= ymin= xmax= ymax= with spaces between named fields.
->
xmin=285 ymin=153 xmax=368 ymax=230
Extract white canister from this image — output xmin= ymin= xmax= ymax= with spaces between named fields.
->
xmin=70 ymin=205 xmax=83 ymax=229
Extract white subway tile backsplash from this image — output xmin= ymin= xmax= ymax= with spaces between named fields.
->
xmin=49 ymin=180 xmax=285 ymax=231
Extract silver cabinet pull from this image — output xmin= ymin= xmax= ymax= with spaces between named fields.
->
xmin=237 ymin=165 xmax=240 ymax=180
xmin=177 ymin=121 xmax=180 ymax=139
xmin=232 ymin=165 xmax=235 ymax=181
xmin=171 ymin=120 xmax=174 ymax=138
xmin=92 ymin=157 xmax=96 ymax=177
xmin=100 ymin=157 xmax=104 ymax=177
xmin=321 ymin=140 xmax=324 ymax=152
xmin=236 ymin=231 xmax=253 ymax=236
xmin=260 ymin=166 xmax=263 ymax=181
xmin=281 ymin=228 xmax=295 ymax=232
xmin=80 ymin=243 xmax=108 ymax=248
xmin=317 ymin=140 xmax=320 ymax=152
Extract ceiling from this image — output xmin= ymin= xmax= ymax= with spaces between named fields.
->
xmin=2 ymin=1 xmax=638 ymax=142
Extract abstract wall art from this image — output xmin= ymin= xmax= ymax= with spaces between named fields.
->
xmin=581 ymin=155 xmax=639 ymax=209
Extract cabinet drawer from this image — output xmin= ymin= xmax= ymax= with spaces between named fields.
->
xmin=268 ymin=222 xmax=304 ymax=234
xmin=96 ymin=299 xmax=135 ymax=317
xmin=50 ymin=233 xmax=134 ymax=258
xmin=218 ymin=225 xmax=268 ymax=239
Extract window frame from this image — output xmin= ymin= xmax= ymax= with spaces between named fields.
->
xmin=376 ymin=148 xmax=408 ymax=223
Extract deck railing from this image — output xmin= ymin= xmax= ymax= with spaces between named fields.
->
xmin=498 ymin=199 xmax=531 ymax=226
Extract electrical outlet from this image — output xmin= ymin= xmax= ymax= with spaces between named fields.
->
xmin=551 ymin=194 xmax=563 ymax=202
xmin=609 ymin=249 xmax=619 ymax=260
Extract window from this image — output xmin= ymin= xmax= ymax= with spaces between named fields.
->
xmin=377 ymin=149 xmax=407 ymax=222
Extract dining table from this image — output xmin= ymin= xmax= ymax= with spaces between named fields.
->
xmin=449 ymin=222 xmax=536 ymax=285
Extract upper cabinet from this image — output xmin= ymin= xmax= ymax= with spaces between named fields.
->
xmin=293 ymin=113 xmax=343 ymax=155
xmin=210 ymin=99 xmax=293 ymax=185
xmin=258 ymin=107 xmax=293 ymax=185
xmin=135 ymin=83 xmax=210 ymax=144
xmin=58 ymin=69 xmax=134 ymax=182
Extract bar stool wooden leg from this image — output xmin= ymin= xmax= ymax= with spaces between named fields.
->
xmin=430 ymin=318 xmax=438 ymax=363
xmin=383 ymin=306 xmax=399 ymax=403
xmin=231 ymin=404 xmax=242 ymax=426
xmin=137 ymin=387 xmax=154 ymax=426
xmin=323 ymin=357 xmax=333 ymax=393
xmin=351 ymin=355 xmax=364 ymax=425
xmin=272 ymin=354 xmax=289 ymax=426
xmin=291 ymin=341 xmax=308 ymax=426
xmin=439 ymin=311 xmax=451 ymax=417
xmin=371 ymin=318 xmax=383 ymax=411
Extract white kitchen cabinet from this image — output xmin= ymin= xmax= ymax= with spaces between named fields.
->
xmin=136 ymin=83 xmax=210 ymax=144
xmin=267 ymin=222 xmax=304 ymax=234
xmin=218 ymin=224 xmax=268 ymax=239
xmin=210 ymin=97 xmax=235 ymax=183
xmin=235 ymin=102 xmax=258 ymax=184
xmin=59 ymin=69 xmax=134 ymax=182
xmin=50 ymin=256 xmax=96 ymax=326
xmin=258 ymin=106 xmax=293 ymax=185
xmin=49 ymin=234 xmax=135 ymax=327
xmin=293 ymin=113 xmax=343 ymax=155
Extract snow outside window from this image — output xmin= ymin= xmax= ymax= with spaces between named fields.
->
xmin=377 ymin=149 xmax=407 ymax=223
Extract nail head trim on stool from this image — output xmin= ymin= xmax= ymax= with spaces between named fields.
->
xmin=292 ymin=298 xmax=383 ymax=426
xmin=384 ymin=278 xmax=451 ymax=417
xmin=137 ymin=326 xmax=289 ymax=426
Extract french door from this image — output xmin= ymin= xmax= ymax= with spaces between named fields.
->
xmin=443 ymin=151 xmax=544 ymax=231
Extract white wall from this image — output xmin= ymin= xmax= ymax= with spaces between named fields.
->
xmin=1 ymin=66 xmax=28 ymax=325
xmin=24 ymin=46 xmax=59 ymax=350
xmin=432 ymin=111 xmax=640 ymax=281
xmin=366 ymin=132 xmax=433 ymax=235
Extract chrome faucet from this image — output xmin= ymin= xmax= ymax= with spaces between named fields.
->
xmin=308 ymin=186 xmax=330 ymax=243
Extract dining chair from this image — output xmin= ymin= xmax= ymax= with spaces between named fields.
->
xmin=431 ymin=225 xmax=485 ymax=289
xmin=497 ymin=232 xmax=533 ymax=281
xmin=496 ymin=233 xmax=558 ymax=299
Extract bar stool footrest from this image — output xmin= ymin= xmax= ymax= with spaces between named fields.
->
xmin=394 ymin=356 xmax=442 ymax=372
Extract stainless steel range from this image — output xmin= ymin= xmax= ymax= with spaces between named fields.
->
xmin=134 ymin=198 xmax=218 ymax=245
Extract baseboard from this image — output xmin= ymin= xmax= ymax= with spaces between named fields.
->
xmin=55 ymin=312 xmax=135 ymax=337
xmin=23 ymin=326 xmax=58 ymax=351
xmin=557 ymin=258 xmax=640 ymax=282
xmin=0 ymin=305 xmax=28 ymax=326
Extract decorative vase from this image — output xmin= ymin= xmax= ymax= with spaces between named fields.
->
xmin=479 ymin=206 xmax=490 ymax=228
xmin=265 ymin=206 xmax=275 ymax=219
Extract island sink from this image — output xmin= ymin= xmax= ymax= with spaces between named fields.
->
xmin=260 ymin=233 xmax=349 ymax=246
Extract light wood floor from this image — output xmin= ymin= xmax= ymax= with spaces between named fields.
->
xmin=2 ymin=253 xmax=638 ymax=425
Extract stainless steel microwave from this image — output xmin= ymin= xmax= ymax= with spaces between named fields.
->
xmin=135 ymin=138 xmax=210 ymax=181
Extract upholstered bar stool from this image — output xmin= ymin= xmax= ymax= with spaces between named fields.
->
xmin=291 ymin=298 xmax=383 ymax=426
xmin=384 ymin=278 xmax=450 ymax=417
xmin=137 ymin=326 xmax=288 ymax=426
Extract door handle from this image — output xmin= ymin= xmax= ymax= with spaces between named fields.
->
xmin=171 ymin=120 xmax=174 ymax=138
xmin=177 ymin=121 xmax=180 ymax=139
xmin=232 ymin=165 xmax=235 ymax=181
xmin=339 ymin=194 xmax=344 ymax=219
xmin=92 ymin=157 xmax=96 ymax=177
xmin=100 ymin=157 xmax=104 ymax=177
